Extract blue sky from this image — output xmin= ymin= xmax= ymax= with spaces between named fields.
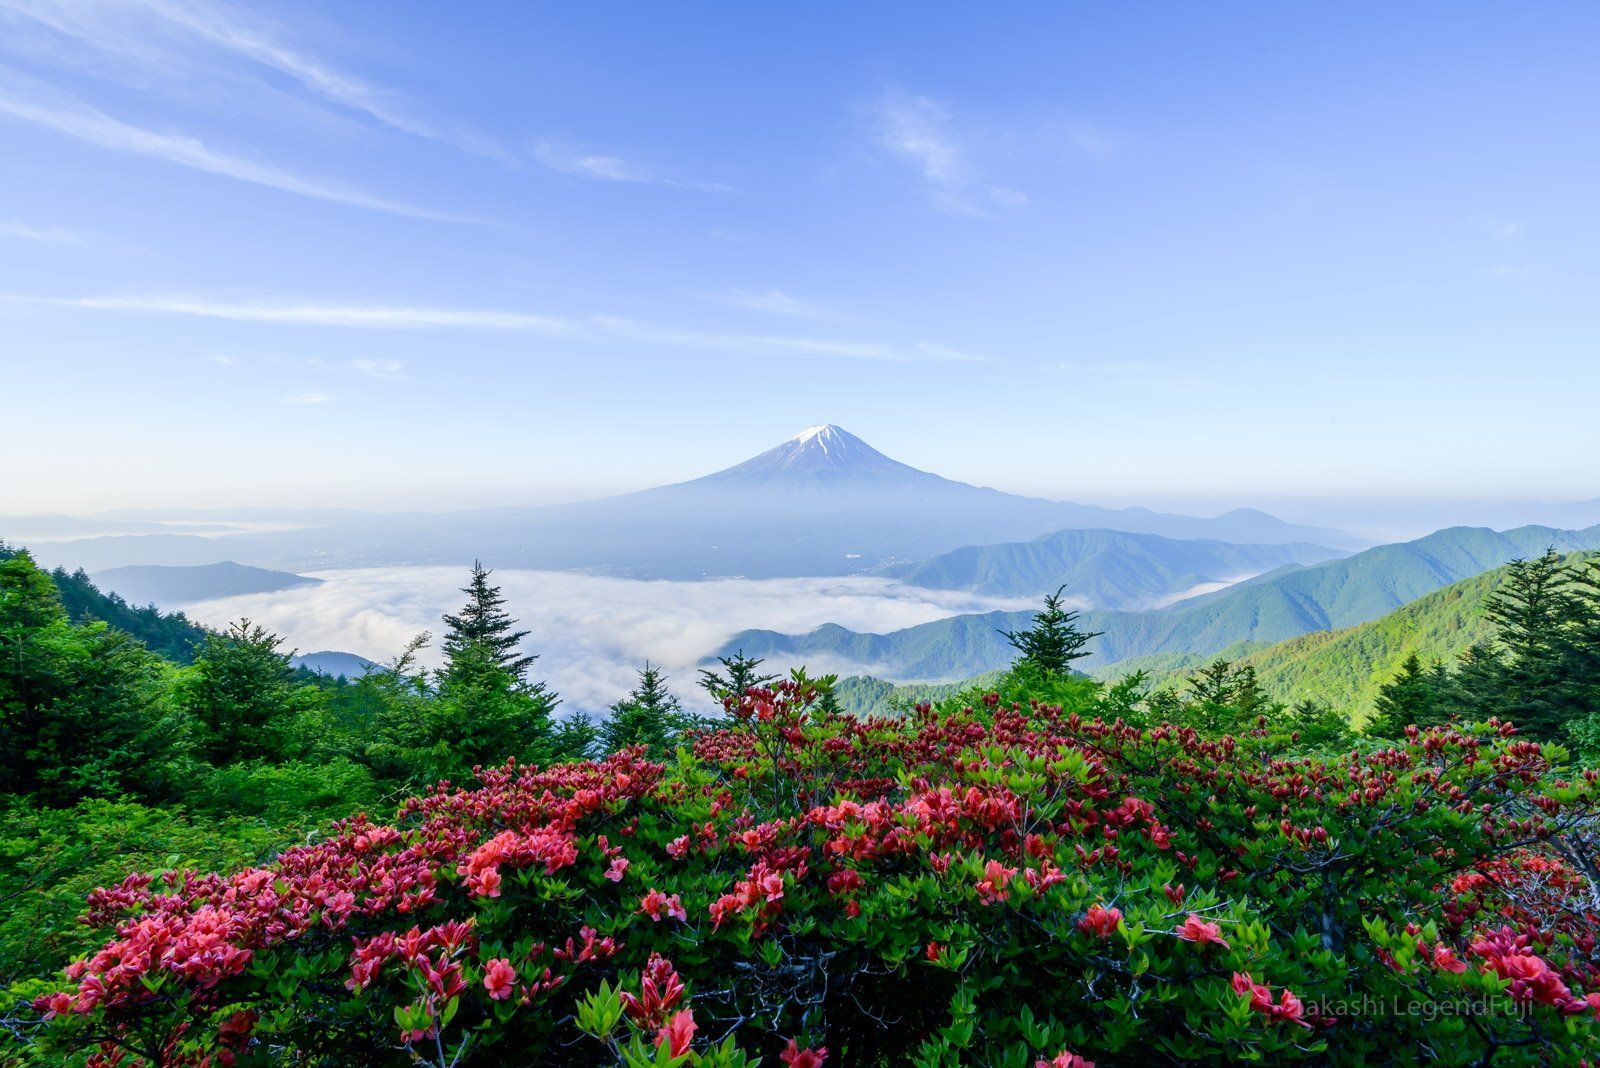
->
xmin=3 ymin=2 xmax=1598 ymax=515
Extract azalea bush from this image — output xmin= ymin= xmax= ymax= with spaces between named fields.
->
xmin=13 ymin=673 xmax=1600 ymax=1066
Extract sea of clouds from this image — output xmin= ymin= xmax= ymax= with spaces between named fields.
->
xmin=178 ymin=568 xmax=1034 ymax=713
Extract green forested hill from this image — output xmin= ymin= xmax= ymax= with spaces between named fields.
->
xmin=883 ymin=528 xmax=1343 ymax=605
xmin=0 ymin=544 xmax=211 ymax=662
xmin=832 ymin=671 xmax=1005 ymax=716
xmin=1106 ymin=564 xmax=1512 ymax=717
xmin=722 ymin=524 xmax=1600 ymax=680
xmin=1117 ymin=550 xmax=1598 ymax=723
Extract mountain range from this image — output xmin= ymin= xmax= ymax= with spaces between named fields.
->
xmin=15 ymin=426 xmax=1361 ymax=578
xmin=718 ymin=523 xmax=1600 ymax=681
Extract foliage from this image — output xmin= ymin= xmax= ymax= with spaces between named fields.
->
xmin=1366 ymin=653 xmax=1449 ymax=738
xmin=15 ymin=665 xmax=1600 ymax=1066
xmin=697 ymin=651 xmax=776 ymax=709
xmin=602 ymin=662 xmax=697 ymax=758
xmin=0 ymin=550 xmax=183 ymax=804
xmin=441 ymin=561 xmax=540 ymax=686
xmin=1447 ymin=551 xmax=1600 ymax=740
xmin=998 ymin=586 xmax=1100 ymax=677
xmin=177 ymin=620 xmax=311 ymax=766
xmin=0 ymin=799 xmax=308 ymax=988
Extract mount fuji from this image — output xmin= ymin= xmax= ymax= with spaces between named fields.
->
xmin=22 ymin=425 xmax=1358 ymax=578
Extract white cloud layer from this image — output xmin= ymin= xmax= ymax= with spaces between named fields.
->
xmin=176 ymin=567 xmax=1033 ymax=712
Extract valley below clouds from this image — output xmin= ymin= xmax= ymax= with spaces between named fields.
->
xmin=176 ymin=567 xmax=1035 ymax=712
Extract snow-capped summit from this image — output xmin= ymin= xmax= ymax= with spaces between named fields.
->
xmin=793 ymin=424 xmax=841 ymax=450
xmin=686 ymin=424 xmax=942 ymax=491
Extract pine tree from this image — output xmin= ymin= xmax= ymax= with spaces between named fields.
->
xmin=1561 ymin=558 xmax=1600 ymax=735
xmin=1366 ymin=653 xmax=1439 ymax=737
xmin=441 ymin=561 xmax=536 ymax=684
xmin=551 ymin=712 xmax=600 ymax=761
xmin=406 ymin=564 xmax=561 ymax=777
xmin=180 ymin=619 xmax=305 ymax=765
xmin=0 ymin=549 xmax=177 ymax=801
xmin=1474 ymin=550 xmax=1588 ymax=739
xmin=1000 ymin=586 xmax=1101 ymax=676
xmin=698 ymin=650 xmax=777 ymax=709
xmin=1178 ymin=659 xmax=1281 ymax=734
xmin=601 ymin=662 xmax=691 ymax=757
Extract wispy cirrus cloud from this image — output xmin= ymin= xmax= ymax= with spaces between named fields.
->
xmin=531 ymin=141 xmax=732 ymax=192
xmin=8 ymin=290 xmax=985 ymax=364
xmin=34 ymin=293 xmax=571 ymax=330
xmin=4 ymin=0 xmax=721 ymax=197
xmin=706 ymin=288 xmax=830 ymax=319
xmin=0 ymin=219 xmax=84 ymax=243
xmin=0 ymin=0 xmax=508 ymax=160
xmin=916 ymin=341 xmax=991 ymax=364
xmin=0 ymin=68 xmax=468 ymax=220
xmin=352 ymin=357 xmax=407 ymax=380
xmin=864 ymin=90 xmax=1027 ymax=215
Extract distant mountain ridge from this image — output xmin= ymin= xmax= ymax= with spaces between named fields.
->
xmin=718 ymin=523 xmax=1600 ymax=681
xmin=19 ymin=425 xmax=1362 ymax=577
xmin=884 ymin=528 xmax=1345 ymax=606
xmin=291 ymin=651 xmax=379 ymax=679
xmin=92 ymin=561 xmax=321 ymax=607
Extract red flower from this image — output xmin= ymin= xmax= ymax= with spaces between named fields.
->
xmin=1174 ymin=914 xmax=1230 ymax=951
xmin=638 ymin=888 xmax=688 ymax=923
xmin=1037 ymin=1053 xmax=1095 ymax=1068
xmin=657 ymin=1009 xmax=696 ymax=1058
xmin=780 ymin=1039 xmax=828 ymax=1067
xmin=605 ymin=856 xmax=630 ymax=883
xmin=1231 ymin=972 xmax=1309 ymax=1028
xmin=975 ymin=860 xmax=1019 ymax=905
xmin=483 ymin=957 xmax=517 ymax=1001
xmin=619 ymin=954 xmax=686 ymax=1029
xmin=1077 ymin=904 xmax=1122 ymax=939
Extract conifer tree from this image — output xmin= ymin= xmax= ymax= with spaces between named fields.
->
xmin=180 ymin=619 xmax=305 ymax=765
xmin=418 ymin=563 xmax=559 ymax=776
xmin=552 ymin=712 xmax=600 ymax=761
xmin=601 ymin=662 xmax=691 ymax=757
xmin=1000 ymin=586 xmax=1101 ymax=676
xmin=1437 ymin=550 xmax=1600 ymax=740
xmin=698 ymin=650 xmax=777 ymax=708
xmin=441 ymin=561 xmax=536 ymax=683
xmin=1179 ymin=659 xmax=1278 ymax=734
xmin=0 ymin=549 xmax=177 ymax=801
xmin=1366 ymin=652 xmax=1440 ymax=737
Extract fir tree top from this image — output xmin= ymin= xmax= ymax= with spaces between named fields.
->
xmin=441 ymin=560 xmax=536 ymax=682
xmin=1000 ymin=585 xmax=1101 ymax=676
